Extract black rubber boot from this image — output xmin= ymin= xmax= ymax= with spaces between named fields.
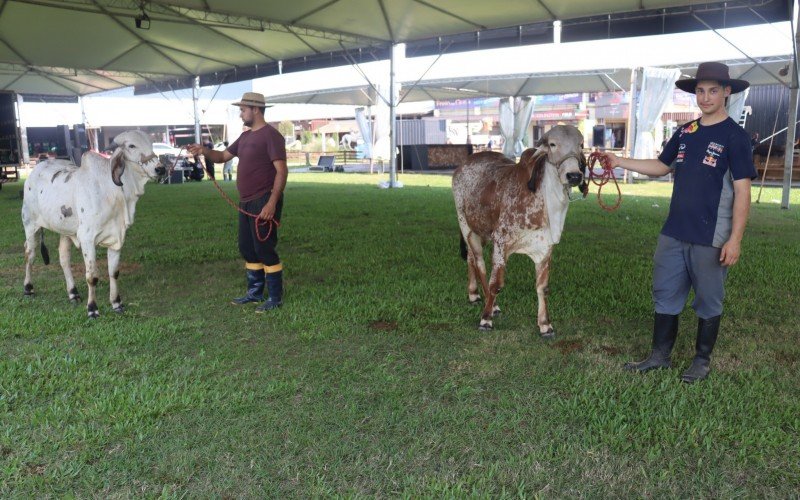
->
xmin=256 ymin=270 xmax=283 ymax=312
xmin=623 ymin=313 xmax=680 ymax=372
xmin=231 ymin=269 xmax=265 ymax=305
xmin=681 ymin=315 xmax=721 ymax=383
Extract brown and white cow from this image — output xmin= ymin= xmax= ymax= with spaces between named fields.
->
xmin=452 ymin=125 xmax=586 ymax=337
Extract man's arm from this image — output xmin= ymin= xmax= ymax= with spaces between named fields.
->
xmin=720 ymin=178 xmax=752 ymax=267
xmin=258 ymin=160 xmax=288 ymax=221
xmin=186 ymin=143 xmax=234 ymax=164
xmin=603 ymin=152 xmax=672 ymax=177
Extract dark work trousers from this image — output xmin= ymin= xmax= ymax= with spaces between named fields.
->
xmin=652 ymin=234 xmax=728 ymax=319
xmin=238 ymin=191 xmax=283 ymax=267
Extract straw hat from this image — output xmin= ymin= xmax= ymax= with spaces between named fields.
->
xmin=231 ymin=92 xmax=272 ymax=107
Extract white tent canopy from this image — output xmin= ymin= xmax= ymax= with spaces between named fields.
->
xmin=0 ymin=0 xmax=788 ymax=97
xmin=261 ymin=23 xmax=794 ymax=105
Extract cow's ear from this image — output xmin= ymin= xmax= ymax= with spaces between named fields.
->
xmin=524 ymin=149 xmax=546 ymax=193
xmin=535 ymin=133 xmax=549 ymax=150
xmin=110 ymin=147 xmax=125 ymax=186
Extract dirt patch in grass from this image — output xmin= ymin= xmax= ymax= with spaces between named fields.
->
xmin=598 ymin=345 xmax=624 ymax=356
xmin=552 ymin=339 xmax=585 ymax=355
xmin=369 ymin=320 xmax=397 ymax=331
xmin=25 ymin=463 xmax=46 ymax=476
xmin=774 ymin=350 xmax=797 ymax=366
xmin=716 ymin=354 xmax=745 ymax=372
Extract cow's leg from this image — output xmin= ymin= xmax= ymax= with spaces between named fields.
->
xmin=59 ymin=235 xmax=80 ymax=303
xmin=23 ymin=226 xmax=38 ymax=297
xmin=467 ymin=260 xmax=480 ymax=304
xmin=465 ymin=232 xmax=485 ymax=305
xmin=479 ymin=244 xmax=507 ymax=331
xmin=107 ymin=248 xmax=124 ymax=313
xmin=533 ymin=248 xmax=554 ymax=338
xmin=81 ymin=242 xmax=100 ymax=319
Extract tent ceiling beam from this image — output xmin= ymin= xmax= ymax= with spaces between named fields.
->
xmin=147 ymin=41 xmax=232 ymax=68
xmin=1 ymin=70 xmax=26 ymax=92
xmin=10 ymin=0 xmax=383 ymax=45
xmin=398 ymin=50 xmax=447 ymax=104
xmin=160 ymin=4 xmax=279 ymax=61
xmin=89 ymin=0 xmax=193 ymax=75
xmin=100 ymin=42 xmax=142 ymax=70
xmin=289 ymin=0 xmax=341 ymax=25
xmin=534 ymin=0 xmax=556 ymax=20
xmin=413 ymin=0 xmax=487 ymax=31
xmin=0 ymin=35 xmax=81 ymax=94
xmin=377 ymin=0 xmax=395 ymax=42
xmin=691 ymin=11 xmax=789 ymax=87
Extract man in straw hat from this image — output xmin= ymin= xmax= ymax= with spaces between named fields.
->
xmin=188 ymin=92 xmax=288 ymax=313
xmin=600 ymin=62 xmax=757 ymax=383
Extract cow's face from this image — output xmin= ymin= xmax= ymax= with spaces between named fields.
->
xmin=109 ymin=131 xmax=163 ymax=186
xmin=537 ymin=125 xmax=585 ymax=187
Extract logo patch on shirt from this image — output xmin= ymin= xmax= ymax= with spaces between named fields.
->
xmin=680 ymin=122 xmax=699 ymax=136
xmin=703 ymin=141 xmax=724 ymax=167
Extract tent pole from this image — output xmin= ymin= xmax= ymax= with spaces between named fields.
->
xmin=782 ymin=0 xmax=799 ymax=209
xmin=624 ymin=67 xmax=641 ymax=183
xmin=193 ymin=76 xmax=201 ymax=144
xmin=389 ymin=43 xmax=398 ymax=187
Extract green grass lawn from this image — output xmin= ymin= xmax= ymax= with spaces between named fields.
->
xmin=1 ymin=173 xmax=798 ymax=496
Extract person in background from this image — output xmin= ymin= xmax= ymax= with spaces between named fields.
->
xmin=222 ymin=141 xmax=234 ymax=181
xmin=600 ymin=62 xmax=757 ymax=383
xmin=187 ymin=92 xmax=288 ymax=313
xmin=203 ymin=140 xmax=215 ymax=179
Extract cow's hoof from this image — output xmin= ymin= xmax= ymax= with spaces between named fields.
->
xmin=468 ymin=295 xmax=481 ymax=305
xmin=69 ymin=296 xmax=81 ymax=305
xmin=24 ymin=284 xmax=34 ymax=297
xmin=478 ymin=320 xmax=493 ymax=331
xmin=112 ymin=305 xmax=125 ymax=314
xmin=491 ymin=306 xmax=501 ymax=317
xmin=540 ymin=329 xmax=555 ymax=339
xmin=87 ymin=311 xmax=100 ymax=319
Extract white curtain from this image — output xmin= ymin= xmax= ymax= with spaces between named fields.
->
xmin=499 ymin=97 xmax=515 ymax=157
xmin=372 ymin=83 xmax=391 ymax=160
xmin=633 ymin=67 xmax=680 ymax=159
xmin=513 ymin=97 xmax=534 ymax=156
xmin=499 ymin=96 xmax=534 ymax=158
xmin=726 ymin=88 xmax=750 ymax=125
xmin=355 ymin=107 xmax=372 ymax=158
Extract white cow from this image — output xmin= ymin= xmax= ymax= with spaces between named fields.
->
xmin=21 ymin=130 xmax=164 ymax=318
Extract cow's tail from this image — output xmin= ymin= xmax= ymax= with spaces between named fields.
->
xmin=38 ymin=229 xmax=50 ymax=265
xmin=459 ymin=233 xmax=468 ymax=260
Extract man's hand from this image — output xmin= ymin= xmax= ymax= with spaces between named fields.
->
xmin=186 ymin=143 xmax=205 ymax=156
xmin=600 ymin=151 xmax=622 ymax=168
xmin=258 ymin=200 xmax=277 ymax=221
xmin=719 ymin=239 xmax=741 ymax=267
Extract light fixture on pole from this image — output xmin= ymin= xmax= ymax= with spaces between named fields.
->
xmin=135 ymin=3 xmax=150 ymax=30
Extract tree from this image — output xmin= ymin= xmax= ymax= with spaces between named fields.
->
xmin=278 ymin=120 xmax=294 ymax=138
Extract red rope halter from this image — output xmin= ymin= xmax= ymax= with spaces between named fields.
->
xmin=587 ymin=152 xmax=622 ymax=212
xmin=166 ymin=149 xmax=280 ymax=242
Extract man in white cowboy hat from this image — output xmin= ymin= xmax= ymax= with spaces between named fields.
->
xmin=601 ymin=61 xmax=757 ymax=383
xmin=188 ymin=92 xmax=288 ymax=313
